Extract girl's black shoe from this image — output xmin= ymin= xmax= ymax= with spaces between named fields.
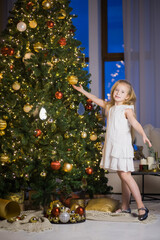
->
xmin=138 ymin=207 xmax=149 ymax=221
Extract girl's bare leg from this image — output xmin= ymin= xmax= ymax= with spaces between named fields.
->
xmin=117 ymin=171 xmax=145 ymax=215
xmin=116 ymin=173 xmax=131 ymax=212
xmin=121 ymin=180 xmax=131 ymax=209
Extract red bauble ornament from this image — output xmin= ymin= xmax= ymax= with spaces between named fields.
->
xmin=55 ymin=91 xmax=63 ymax=99
xmin=50 ymin=161 xmax=61 ymax=170
xmin=75 ymin=206 xmax=84 ymax=216
xmin=47 ymin=20 xmax=54 ymax=28
xmin=58 ymin=37 xmax=66 ymax=46
xmin=1 ymin=47 xmax=9 ymax=56
xmin=8 ymin=48 xmax=14 ymax=56
xmin=10 ymin=65 xmax=14 ymax=70
xmin=26 ymin=2 xmax=34 ymax=10
xmin=34 ymin=129 xmax=42 ymax=137
xmin=69 ymin=29 xmax=74 ymax=34
xmin=85 ymin=103 xmax=93 ymax=111
xmin=85 ymin=167 xmax=93 ymax=175
xmin=52 ymin=207 xmax=60 ymax=217
xmin=87 ymin=99 xmax=92 ymax=104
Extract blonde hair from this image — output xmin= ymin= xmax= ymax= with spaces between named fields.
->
xmin=107 ymin=80 xmax=136 ymax=110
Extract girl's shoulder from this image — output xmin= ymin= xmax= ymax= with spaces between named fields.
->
xmin=121 ymin=104 xmax=134 ymax=110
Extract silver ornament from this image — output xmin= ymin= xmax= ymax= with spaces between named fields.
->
xmin=59 ymin=212 xmax=70 ymax=223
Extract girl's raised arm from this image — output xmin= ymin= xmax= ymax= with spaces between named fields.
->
xmin=125 ymin=109 xmax=152 ymax=147
xmin=73 ymin=84 xmax=107 ymax=109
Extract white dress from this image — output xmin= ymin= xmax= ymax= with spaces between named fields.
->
xmin=100 ymin=104 xmax=135 ymax=172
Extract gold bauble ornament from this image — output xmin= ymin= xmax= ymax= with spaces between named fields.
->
xmin=58 ymin=9 xmax=66 ymax=19
xmin=42 ymin=0 xmax=52 ymax=9
xmin=50 ymin=36 xmax=55 ymax=44
xmin=90 ymin=132 xmax=98 ymax=141
xmin=23 ymin=104 xmax=33 ymax=113
xmin=33 ymin=42 xmax=44 ymax=52
xmin=0 ymin=119 xmax=7 ymax=130
xmin=70 ymin=216 xmax=76 ymax=223
xmin=12 ymin=81 xmax=21 ymax=91
xmin=67 ymin=75 xmax=78 ymax=85
xmin=70 ymin=203 xmax=80 ymax=211
xmin=46 ymin=208 xmax=52 ymax=215
xmin=70 ymin=103 xmax=75 ymax=109
xmin=15 ymin=50 xmax=21 ymax=59
xmin=64 ymin=132 xmax=70 ymax=139
xmin=0 ymin=73 xmax=3 ymax=79
xmin=40 ymin=171 xmax=47 ymax=177
xmin=81 ymin=131 xmax=87 ymax=138
xmin=7 ymin=218 xmax=16 ymax=223
xmin=75 ymin=213 xmax=82 ymax=222
xmin=95 ymin=142 xmax=102 ymax=150
xmin=29 ymin=216 xmax=38 ymax=223
xmin=0 ymin=153 xmax=10 ymax=163
xmin=0 ymin=131 xmax=5 ymax=136
xmin=29 ymin=20 xmax=37 ymax=28
xmin=63 ymin=163 xmax=73 ymax=172
xmin=79 ymin=115 xmax=84 ymax=119
xmin=96 ymin=113 xmax=103 ymax=121
xmin=50 ymin=200 xmax=63 ymax=209
xmin=3 ymin=115 xmax=8 ymax=120
xmin=52 ymin=217 xmax=59 ymax=223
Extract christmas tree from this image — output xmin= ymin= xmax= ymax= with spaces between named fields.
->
xmin=0 ymin=0 xmax=112 ymax=207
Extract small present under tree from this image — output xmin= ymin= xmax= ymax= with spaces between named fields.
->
xmin=0 ymin=0 xmax=112 ymax=207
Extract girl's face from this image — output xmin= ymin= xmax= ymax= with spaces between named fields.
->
xmin=113 ymin=83 xmax=129 ymax=105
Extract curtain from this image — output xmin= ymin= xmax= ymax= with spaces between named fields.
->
xmin=123 ymin=0 xmax=160 ymax=128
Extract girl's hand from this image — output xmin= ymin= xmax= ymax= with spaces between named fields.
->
xmin=72 ymin=84 xmax=84 ymax=93
xmin=143 ymin=136 xmax=152 ymax=148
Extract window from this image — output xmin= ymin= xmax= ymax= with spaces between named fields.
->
xmin=70 ymin=0 xmax=89 ymax=58
xmin=101 ymin=0 xmax=125 ymax=100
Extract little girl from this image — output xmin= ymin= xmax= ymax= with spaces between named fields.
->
xmin=73 ymin=80 xmax=152 ymax=221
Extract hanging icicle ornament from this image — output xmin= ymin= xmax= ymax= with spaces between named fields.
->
xmin=77 ymin=102 xmax=85 ymax=115
xmin=39 ymin=107 xmax=47 ymax=120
